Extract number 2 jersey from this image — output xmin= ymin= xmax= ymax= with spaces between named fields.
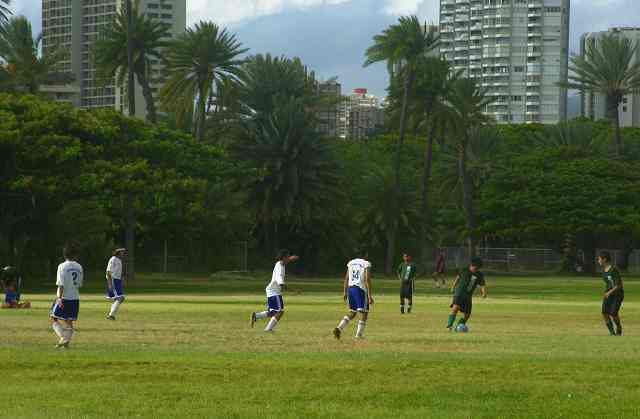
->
xmin=347 ymin=258 xmax=371 ymax=291
xmin=56 ymin=260 xmax=84 ymax=300
xmin=453 ymin=268 xmax=485 ymax=298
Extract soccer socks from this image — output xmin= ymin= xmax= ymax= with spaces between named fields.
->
xmin=355 ymin=320 xmax=366 ymax=338
xmin=400 ymin=305 xmax=405 ymax=314
xmin=264 ymin=317 xmax=278 ymax=332
xmin=605 ymin=320 xmax=615 ymax=335
xmin=613 ymin=318 xmax=623 ymax=335
xmin=457 ymin=318 xmax=467 ymax=326
xmin=407 ymin=303 xmax=412 ymax=314
xmin=52 ymin=322 xmax=65 ymax=339
xmin=337 ymin=316 xmax=350 ymax=331
xmin=447 ymin=314 xmax=457 ymax=329
xmin=255 ymin=311 xmax=269 ymax=320
xmin=109 ymin=300 xmax=122 ymax=317
xmin=63 ymin=327 xmax=75 ymax=343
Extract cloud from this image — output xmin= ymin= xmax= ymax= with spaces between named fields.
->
xmin=187 ymin=0 xmax=352 ymax=26
xmin=382 ymin=0 xmax=439 ymax=23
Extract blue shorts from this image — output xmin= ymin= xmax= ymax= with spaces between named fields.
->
xmin=107 ymin=278 xmax=125 ymax=299
xmin=5 ymin=292 xmax=20 ymax=304
xmin=267 ymin=295 xmax=284 ymax=312
xmin=50 ymin=299 xmax=79 ymax=321
xmin=348 ymin=286 xmax=369 ymax=312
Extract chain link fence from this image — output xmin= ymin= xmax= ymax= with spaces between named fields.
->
xmin=426 ymin=247 xmax=563 ymax=273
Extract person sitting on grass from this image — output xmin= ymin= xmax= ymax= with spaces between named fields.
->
xmin=446 ymin=257 xmax=487 ymax=331
xmin=598 ymin=251 xmax=624 ymax=336
xmin=1 ymin=266 xmax=30 ymax=309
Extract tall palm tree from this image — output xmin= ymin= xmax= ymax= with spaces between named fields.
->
xmin=94 ymin=3 xmax=171 ymax=123
xmin=564 ymin=34 xmax=640 ymax=156
xmin=445 ymin=78 xmax=494 ymax=256
xmin=0 ymin=0 xmax=10 ymax=28
xmin=364 ymin=16 xmax=438 ymax=273
xmin=0 ymin=16 xmax=71 ymax=94
xmin=161 ymin=21 xmax=247 ymax=141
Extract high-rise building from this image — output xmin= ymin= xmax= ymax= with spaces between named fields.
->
xmin=439 ymin=0 xmax=570 ymax=124
xmin=339 ymin=88 xmax=385 ymax=140
xmin=580 ymin=27 xmax=640 ymax=128
xmin=317 ymin=79 xmax=342 ymax=138
xmin=42 ymin=0 xmax=186 ymax=119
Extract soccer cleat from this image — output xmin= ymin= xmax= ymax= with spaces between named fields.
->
xmin=250 ymin=312 xmax=256 ymax=328
xmin=55 ymin=340 xmax=69 ymax=349
xmin=616 ymin=329 xmax=623 ymax=336
xmin=106 ymin=315 xmax=116 ymax=321
xmin=407 ymin=307 xmax=412 ymax=314
xmin=333 ymin=327 xmax=341 ymax=340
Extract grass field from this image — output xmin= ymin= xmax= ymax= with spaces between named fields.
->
xmin=2 ymin=273 xmax=640 ymax=419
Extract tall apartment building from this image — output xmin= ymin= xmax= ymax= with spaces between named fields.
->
xmin=317 ymin=79 xmax=342 ymax=138
xmin=439 ymin=0 xmax=570 ymax=124
xmin=42 ymin=0 xmax=186 ymax=119
xmin=580 ymin=27 xmax=640 ymax=128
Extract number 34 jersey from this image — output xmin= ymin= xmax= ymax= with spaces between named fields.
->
xmin=56 ymin=260 xmax=84 ymax=300
xmin=347 ymin=258 xmax=372 ymax=291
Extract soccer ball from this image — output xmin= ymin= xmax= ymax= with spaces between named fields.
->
xmin=456 ymin=323 xmax=469 ymax=333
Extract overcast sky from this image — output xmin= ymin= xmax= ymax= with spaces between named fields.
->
xmin=16 ymin=0 xmax=640 ymax=97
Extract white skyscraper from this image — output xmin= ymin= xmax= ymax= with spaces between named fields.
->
xmin=580 ymin=27 xmax=640 ymax=128
xmin=42 ymin=0 xmax=186 ymax=119
xmin=439 ymin=0 xmax=570 ymax=124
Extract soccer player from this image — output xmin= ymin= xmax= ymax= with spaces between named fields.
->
xmin=1 ymin=266 xmax=31 ymax=309
xmin=446 ymin=257 xmax=486 ymax=331
xmin=397 ymin=253 xmax=417 ymax=314
xmin=333 ymin=252 xmax=373 ymax=340
xmin=598 ymin=251 xmax=624 ymax=336
xmin=50 ymin=243 xmax=83 ymax=348
xmin=250 ymin=250 xmax=299 ymax=332
xmin=105 ymin=248 xmax=126 ymax=320
xmin=432 ymin=249 xmax=446 ymax=288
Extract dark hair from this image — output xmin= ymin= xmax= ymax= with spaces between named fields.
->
xmin=276 ymin=249 xmax=291 ymax=261
xmin=599 ymin=251 xmax=612 ymax=263
xmin=470 ymin=257 xmax=483 ymax=268
xmin=63 ymin=242 xmax=80 ymax=260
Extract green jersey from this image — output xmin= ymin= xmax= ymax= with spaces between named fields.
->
xmin=603 ymin=267 xmax=623 ymax=292
xmin=397 ymin=262 xmax=417 ymax=283
xmin=453 ymin=268 xmax=485 ymax=298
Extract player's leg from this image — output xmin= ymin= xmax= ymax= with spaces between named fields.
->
xmin=457 ymin=299 xmax=472 ymax=327
xmin=335 ymin=287 xmax=360 ymax=339
xmin=611 ymin=294 xmax=623 ymax=335
xmin=264 ymin=296 xmax=284 ymax=332
xmin=355 ymin=309 xmax=368 ymax=338
xmin=400 ymin=285 xmax=406 ymax=314
xmin=334 ymin=310 xmax=356 ymax=340
xmin=51 ymin=318 xmax=66 ymax=346
xmin=439 ymin=273 xmax=446 ymax=287
xmin=602 ymin=298 xmax=616 ymax=335
xmin=447 ymin=298 xmax=461 ymax=330
xmin=107 ymin=280 xmax=126 ymax=320
xmin=62 ymin=320 xmax=75 ymax=346
xmin=407 ymin=282 xmax=413 ymax=314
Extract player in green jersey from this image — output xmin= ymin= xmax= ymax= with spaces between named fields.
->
xmin=397 ymin=253 xmax=418 ymax=314
xmin=597 ymin=251 xmax=624 ymax=336
xmin=446 ymin=257 xmax=487 ymax=331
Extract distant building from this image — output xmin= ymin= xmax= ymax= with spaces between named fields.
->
xmin=580 ymin=27 xmax=640 ymax=127
xmin=344 ymin=88 xmax=385 ymax=140
xmin=41 ymin=0 xmax=186 ymax=119
xmin=439 ymin=0 xmax=570 ymax=124
xmin=317 ymin=79 xmax=342 ymax=138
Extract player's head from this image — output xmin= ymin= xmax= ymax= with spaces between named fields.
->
xmin=63 ymin=242 xmax=80 ymax=261
xmin=597 ymin=251 xmax=612 ymax=267
xmin=470 ymin=257 xmax=483 ymax=272
xmin=113 ymin=247 xmax=127 ymax=258
xmin=276 ymin=249 xmax=291 ymax=262
xmin=402 ymin=253 xmax=412 ymax=262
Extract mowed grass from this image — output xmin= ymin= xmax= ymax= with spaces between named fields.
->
xmin=2 ymin=273 xmax=640 ymax=419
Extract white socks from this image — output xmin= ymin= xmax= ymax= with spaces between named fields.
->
xmin=356 ymin=320 xmax=366 ymax=338
xmin=109 ymin=300 xmax=122 ymax=317
xmin=52 ymin=322 xmax=65 ymax=339
xmin=337 ymin=316 xmax=350 ymax=330
xmin=265 ymin=317 xmax=278 ymax=332
xmin=64 ymin=328 xmax=74 ymax=343
xmin=255 ymin=311 xmax=269 ymax=320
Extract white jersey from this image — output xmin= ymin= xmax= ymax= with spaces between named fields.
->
xmin=347 ymin=258 xmax=371 ymax=291
xmin=106 ymin=256 xmax=123 ymax=280
xmin=265 ymin=261 xmax=285 ymax=297
xmin=56 ymin=260 xmax=83 ymax=300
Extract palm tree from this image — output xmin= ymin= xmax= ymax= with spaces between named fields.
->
xmin=564 ymin=34 xmax=640 ymax=156
xmin=364 ymin=16 xmax=438 ymax=273
xmin=445 ymin=78 xmax=495 ymax=256
xmin=0 ymin=0 xmax=10 ymax=28
xmin=0 ymin=16 xmax=72 ymax=94
xmin=160 ymin=21 xmax=247 ymax=141
xmin=531 ymin=120 xmax=605 ymax=153
xmin=94 ymin=3 xmax=171 ymax=123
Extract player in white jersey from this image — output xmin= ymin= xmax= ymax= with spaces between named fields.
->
xmin=333 ymin=252 xmax=373 ymax=340
xmin=105 ymin=247 xmax=126 ymax=320
xmin=250 ymin=249 xmax=299 ymax=332
xmin=50 ymin=242 xmax=83 ymax=349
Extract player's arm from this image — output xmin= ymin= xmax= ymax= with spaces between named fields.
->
xmin=605 ymin=271 xmax=622 ymax=297
xmin=106 ymin=270 xmax=113 ymax=290
xmin=365 ymin=268 xmax=373 ymax=304
xmin=480 ymin=285 xmax=487 ymax=298
xmin=396 ymin=263 xmax=402 ymax=280
xmin=342 ymin=271 xmax=348 ymax=301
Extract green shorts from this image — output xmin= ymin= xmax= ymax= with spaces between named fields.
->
xmin=451 ymin=295 xmax=472 ymax=315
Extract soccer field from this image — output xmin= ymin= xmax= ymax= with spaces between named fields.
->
xmin=2 ymin=274 xmax=640 ymax=419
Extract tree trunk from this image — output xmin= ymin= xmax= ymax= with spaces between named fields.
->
xmin=125 ymin=192 xmax=136 ymax=280
xmin=458 ymin=141 xmax=477 ymax=258
xmin=137 ymin=71 xmax=157 ymax=124
xmin=125 ymin=0 xmax=136 ymax=118
xmin=385 ymin=70 xmax=415 ymax=274
xmin=194 ymin=88 xmax=207 ymax=141
xmin=582 ymin=236 xmax=596 ymax=275
xmin=419 ymin=119 xmax=437 ymax=267
xmin=606 ymin=94 xmax=622 ymax=157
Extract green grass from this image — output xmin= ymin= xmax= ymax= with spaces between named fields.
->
xmin=2 ymin=274 xmax=640 ymax=418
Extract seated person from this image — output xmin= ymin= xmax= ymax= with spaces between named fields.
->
xmin=1 ymin=266 xmax=31 ymax=309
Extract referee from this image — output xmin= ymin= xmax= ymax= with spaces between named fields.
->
xmin=397 ymin=253 xmax=418 ymax=314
